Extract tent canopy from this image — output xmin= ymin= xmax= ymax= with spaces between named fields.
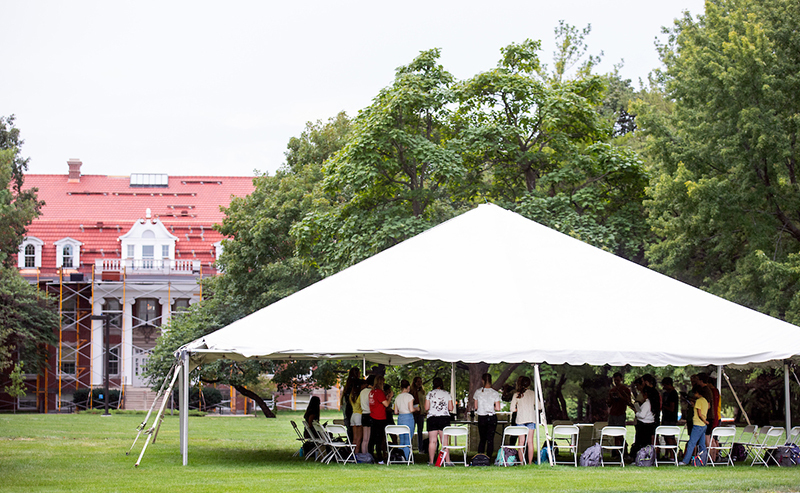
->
xmin=184 ymin=204 xmax=800 ymax=368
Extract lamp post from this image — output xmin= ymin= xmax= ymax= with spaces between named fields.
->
xmin=91 ymin=313 xmax=111 ymax=416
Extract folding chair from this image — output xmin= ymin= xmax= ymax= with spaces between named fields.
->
xmin=551 ymin=425 xmax=579 ymax=466
xmin=299 ymin=420 xmax=325 ymax=461
xmin=499 ymin=426 xmax=528 ymax=466
xmin=750 ymin=426 xmax=785 ymax=467
xmin=737 ymin=424 xmax=759 ymax=461
xmin=441 ymin=426 xmax=469 ymax=466
xmin=324 ymin=424 xmax=357 ymax=464
xmin=304 ymin=421 xmax=330 ymax=463
xmin=653 ymin=425 xmax=681 ymax=466
xmin=707 ymin=426 xmax=736 ymax=466
xmin=599 ymin=426 xmax=627 ymax=467
xmin=788 ymin=426 xmax=800 ymax=446
xmin=385 ymin=425 xmax=414 ymax=465
xmin=290 ymin=420 xmax=308 ymax=458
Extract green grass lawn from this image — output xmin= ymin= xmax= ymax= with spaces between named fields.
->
xmin=0 ymin=411 xmax=797 ymax=493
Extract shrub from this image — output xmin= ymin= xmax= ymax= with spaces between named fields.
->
xmin=73 ymin=388 xmax=121 ymax=410
xmin=171 ymin=386 xmax=223 ymax=412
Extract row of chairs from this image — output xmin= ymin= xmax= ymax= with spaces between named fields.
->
xmin=737 ymin=425 xmax=800 ymax=467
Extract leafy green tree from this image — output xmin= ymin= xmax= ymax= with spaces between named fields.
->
xmin=4 ymin=361 xmax=26 ymax=414
xmin=455 ymin=37 xmax=650 ymax=260
xmin=1 ymin=116 xmax=44 ymax=269
xmin=641 ymin=0 xmax=800 ymax=322
xmin=294 ymin=49 xmax=465 ymax=275
xmin=0 ymin=265 xmax=59 ymax=373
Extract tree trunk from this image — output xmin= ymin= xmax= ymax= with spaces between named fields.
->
xmin=492 ymin=363 xmax=521 ymax=392
xmin=232 ymin=384 xmax=276 ymax=418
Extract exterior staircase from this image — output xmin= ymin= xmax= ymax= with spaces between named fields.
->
xmin=124 ymin=386 xmax=161 ymax=411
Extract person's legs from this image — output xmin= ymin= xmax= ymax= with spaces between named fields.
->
xmin=527 ymin=426 xmax=536 ymax=464
xmin=486 ymin=415 xmax=498 ymax=458
xmin=477 ymin=415 xmax=489 ymax=454
xmin=352 ymin=425 xmax=363 ymax=454
xmin=428 ymin=430 xmax=441 ymax=463
xmin=361 ymin=415 xmax=371 ymax=456
xmin=398 ymin=413 xmax=414 ymax=459
xmin=681 ymin=425 xmax=707 ymax=464
xmin=414 ymin=414 xmax=425 ymax=453
xmin=373 ymin=419 xmax=387 ymax=462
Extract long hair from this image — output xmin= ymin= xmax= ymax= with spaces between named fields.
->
xmin=304 ymin=396 xmax=321 ymax=422
xmin=374 ymin=375 xmax=385 ymax=392
xmin=481 ymin=373 xmax=492 ymax=388
xmin=342 ymin=367 xmax=360 ymax=403
xmin=516 ymin=376 xmax=531 ymax=399
xmin=350 ymin=379 xmax=364 ymax=402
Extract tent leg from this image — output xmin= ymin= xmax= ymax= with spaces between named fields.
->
xmin=785 ymin=361 xmax=792 ymax=435
xmin=180 ymin=350 xmax=189 ymax=466
xmin=717 ymin=366 xmax=723 ymax=392
xmin=450 ymin=362 xmax=456 ymax=409
xmin=533 ymin=364 xmax=552 ymax=466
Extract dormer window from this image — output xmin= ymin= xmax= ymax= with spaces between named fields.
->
xmin=55 ymin=238 xmax=83 ymax=269
xmin=18 ymin=237 xmax=44 ymax=269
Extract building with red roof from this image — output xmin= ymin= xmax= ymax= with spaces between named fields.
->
xmin=4 ymin=159 xmax=255 ymax=412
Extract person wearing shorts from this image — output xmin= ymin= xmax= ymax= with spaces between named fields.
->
xmin=510 ymin=376 xmax=539 ymax=464
xmin=425 ymin=377 xmax=453 ymax=464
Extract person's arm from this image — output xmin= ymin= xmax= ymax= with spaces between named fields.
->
xmin=407 ymin=398 xmax=415 ymax=414
xmin=447 ymin=398 xmax=454 ymax=412
xmin=424 ymin=398 xmax=431 ymax=412
xmin=494 ymin=398 xmax=501 ymax=412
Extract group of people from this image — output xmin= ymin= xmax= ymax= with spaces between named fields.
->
xmin=341 ymin=368 xmax=450 ymax=465
xmin=340 ymin=369 xmax=542 ymax=465
xmin=608 ymin=371 xmax=722 ymax=465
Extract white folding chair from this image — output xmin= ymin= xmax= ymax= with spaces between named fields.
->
xmin=385 ymin=425 xmax=414 ymax=465
xmin=707 ymin=426 xmax=736 ymax=466
xmin=324 ymin=424 xmax=357 ymax=464
xmin=737 ymin=424 xmax=759 ymax=461
xmin=500 ymin=426 xmax=528 ymax=466
xmin=750 ymin=426 xmax=785 ymax=467
xmin=551 ymin=425 xmax=579 ymax=466
xmin=441 ymin=426 xmax=469 ymax=466
xmin=653 ymin=425 xmax=681 ymax=467
xmin=599 ymin=426 xmax=627 ymax=467
xmin=788 ymin=426 xmax=800 ymax=446
xmin=311 ymin=421 xmax=335 ymax=463
xmin=301 ymin=420 xmax=326 ymax=461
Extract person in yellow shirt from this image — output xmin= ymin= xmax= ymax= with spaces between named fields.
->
xmin=680 ymin=387 xmax=709 ymax=465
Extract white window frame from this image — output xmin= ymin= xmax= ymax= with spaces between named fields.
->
xmin=54 ymin=238 xmax=83 ymax=269
xmin=18 ymin=237 xmax=44 ymax=269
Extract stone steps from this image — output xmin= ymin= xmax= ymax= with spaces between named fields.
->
xmin=124 ymin=387 xmax=161 ymax=411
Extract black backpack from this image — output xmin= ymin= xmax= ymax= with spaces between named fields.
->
xmin=470 ymin=453 xmax=491 ymax=466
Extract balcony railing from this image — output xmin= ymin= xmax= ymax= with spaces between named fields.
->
xmin=95 ymin=258 xmax=201 ymax=275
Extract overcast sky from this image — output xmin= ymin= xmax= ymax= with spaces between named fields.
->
xmin=4 ymin=1 xmax=704 ymax=178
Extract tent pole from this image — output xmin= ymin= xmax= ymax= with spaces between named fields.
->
xmin=785 ymin=361 xmax=792 ymax=434
xmin=533 ymin=364 xmax=552 ymax=465
xmin=362 ymin=356 xmax=366 ymax=377
xmin=716 ymin=366 xmax=723 ymax=392
xmin=180 ymin=350 xmax=189 ymax=466
xmin=450 ymin=362 xmax=456 ymax=410
xmin=722 ymin=368 xmax=750 ymax=426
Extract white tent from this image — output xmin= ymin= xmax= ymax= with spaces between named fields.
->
xmin=173 ymin=203 xmax=800 ymax=464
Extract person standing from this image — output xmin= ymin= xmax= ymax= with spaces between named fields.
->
xmin=660 ymin=377 xmax=679 ymax=457
xmin=607 ymin=372 xmax=631 ymax=459
xmin=410 ymin=376 xmax=426 ymax=453
xmin=425 ymin=377 xmax=453 ymax=464
xmin=394 ymin=379 xmax=415 ymax=460
xmin=369 ymin=375 xmax=390 ymax=464
xmin=680 ymin=387 xmax=709 ymax=465
xmin=359 ymin=375 xmax=374 ymax=456
xmin=509 ymin=376 xmax=539 ymax=464
xmin=473 ymin=373 xmax=501 ymax=459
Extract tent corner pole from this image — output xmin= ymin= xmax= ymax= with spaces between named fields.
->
xmin=180 ymin=350 xmax=189 ymax=466
xmin=785 ymin=361 xmax=792 ymax=435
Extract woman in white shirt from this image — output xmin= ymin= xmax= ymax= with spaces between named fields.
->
xmin=424 ymin=377 xmax=453 ymax=464
xmin=393 ymin=379 xmax=415 ymax=460
xmin=472 ymin=373 xmax=501 ymax=458
xmin=629 ymin=385 xmax=656 ymax=458
xmin=509 ymin=376 xmax=539 ymax=464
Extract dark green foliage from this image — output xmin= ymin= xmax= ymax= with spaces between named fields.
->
xmin=73 ymin=388 xmax=121 ymax=410
xmin=171 ymin=386 xmax=222 ymax=412
xmin=0 ymin=266 xmax=59 ymax=373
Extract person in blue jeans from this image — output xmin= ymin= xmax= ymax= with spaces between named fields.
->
xmin=394 ymin=379 xmax=415 ymax=459
xmin=681 ymin=387 xmax=710 ymax=465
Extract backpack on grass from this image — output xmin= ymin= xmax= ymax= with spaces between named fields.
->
xmin=494 ymin=447 xmax=518 ymax=466
xmin=470 ymin=453 xmax=492 ymax=467
xmin=579 ymin=443 xmax=602 ymax=467
xmin=635 ymin=444 xmax=655 ymax=467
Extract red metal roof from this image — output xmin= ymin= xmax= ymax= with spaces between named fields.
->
xmin=21 ymin=173 xmax=256 ymax=276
